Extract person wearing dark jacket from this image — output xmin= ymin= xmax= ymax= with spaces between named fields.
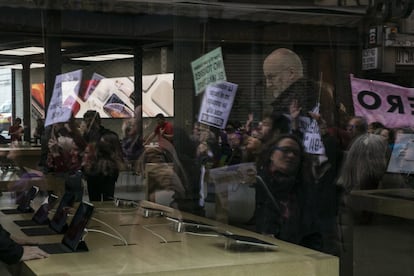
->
xmin=82 ymin=110 xmax=117 ymax=144
xmin=82 ymin=110 xmax=123 ymax=201
xmin=263 ymin=48 xmax=318 ymax=116
xmin=254 ymin=134 xmax=321 ymax=250
xmin=263 ymin=48 xmax=338 ymax=135
xmin=0 ymin=224 xmax=48 ymax=264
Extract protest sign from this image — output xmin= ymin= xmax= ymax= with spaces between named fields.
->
xmin=387 ymin=133 xmax=414 ymax=174
xmin=45 ymin=70 xmax=82 ymax=127
xmin=198 ymin=81 xmax=237 ymax=129
xmin=191 ymin=47 xmax=226 ymax=95
xmin=350 ymin=74 xmax=414 ymax=128
xmin=302 ymin=104 xmax=325 ymax=155
xmin=208 ymin=162 xmax=256 ymax=223
xmin=208 ymin=162 xmax=256 ymax=188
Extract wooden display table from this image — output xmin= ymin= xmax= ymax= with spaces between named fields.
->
xmin=0 ymin=168 xmax=45 ymax=193
xmin=1 ymin=200 xmax=338 ymax=276
xmin=350 ymin=188 xmax=414 ymax=220
xmin=0 ymin=145 xmax=41 ymax=170
xmin=0 ymin=169 xmax=65 ymax=198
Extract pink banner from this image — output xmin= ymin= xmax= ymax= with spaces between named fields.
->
xmin=350 ymin=74 xmax=414 ymax=128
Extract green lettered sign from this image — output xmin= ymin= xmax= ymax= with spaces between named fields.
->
xmin=191 ymin=47 xmax=227 ymax=95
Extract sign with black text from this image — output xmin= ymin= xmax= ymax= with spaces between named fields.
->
xmin=350 ymin=74 xmax=414 ymax=128
xmin=45 ymin=70 xmax=82 ymax=127
xmin=302 ymin=105 xmax=325 ymax=155
xmin=198 ymin=81 xmax=237 ymax=129
xmin=362 ymin=48 xmax=379 ymax=70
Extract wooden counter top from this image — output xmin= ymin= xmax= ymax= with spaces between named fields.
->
xmin=350 ymin=188 xmax=414 ymax=220
xmin=0 ymin=146 xmax=42 ymax=171
xmin=1 ymin=200 xmax=338 ymax=276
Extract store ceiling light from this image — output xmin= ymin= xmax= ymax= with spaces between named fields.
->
xmin=71 ymin=54 xmax=134 ymax=61
xmin=0 ymin=47 xmax=44 ymax=56
xmin=0 ymin=63 xmax=45 ymax=69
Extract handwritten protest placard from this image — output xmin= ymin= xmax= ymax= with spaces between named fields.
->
xmin=191 ymin=47 xmax=226 ymax=96
xmin=45 ymin=70 xmax=82 ymax=127
xmin=198 ymin=81 xmax=237 ymax=129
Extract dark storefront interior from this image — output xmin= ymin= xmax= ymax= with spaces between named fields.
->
xmin=0 ymin=1 xmax=413 ymax=276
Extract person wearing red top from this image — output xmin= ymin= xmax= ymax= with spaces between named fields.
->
xmin=145 ymin=113 xmax=174 ymax=145
xmin=8 ymin=117 xmax=24 ymax=142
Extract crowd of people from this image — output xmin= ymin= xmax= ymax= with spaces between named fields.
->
xmin=2 ymin=47 xmax=414 ymax=273
xmin=188 ymin=48 xmax=414 ymax=275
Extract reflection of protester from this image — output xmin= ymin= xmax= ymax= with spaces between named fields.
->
xmin=254 ymin=134 xmax=321 ymax=250
xmin=46 ymin=119 xmax=87 ymax=201
xmin=337 ymin=133 xmax=388 ymax=192
xmin=336 ymin=133 xmax=389 ymax=276
xmin=224 ymin=131 xmax=243 ymax=165
xmin=263 ymin=48 xmax=318 ymax=117
xmin=243 ymin=128 xmax=264 ymax=163
xmin=262 ymin=48 xmax=340 ymax=138
xmin=306 ymin=113 xmax=342 ymax=255
xmin=345 ymin=116 xmax=368 ymax=144
xmin=144 ymin=113 xmax=173 ymax=145
xmin=258 ymin=112 xmax=290 ymax=143
xmin=9 ymin=117 xmax=24 ymax=142
xmin=82 ymin=110 xmax=116 ymax=144
xmin=46 ymin=120 xmax=86 ymax=173
xmin=0 ymin=224 xmax=49 ymax=264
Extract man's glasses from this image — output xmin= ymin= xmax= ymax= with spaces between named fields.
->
xmin=273 ymin=146 xmax=300 ymax=156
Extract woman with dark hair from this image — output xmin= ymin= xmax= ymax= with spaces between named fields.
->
xmin=254 ymin=134 xmax=321 ymax=250
xmin=83 ymin=132 xmax=125 ymax=201
xmin=243 ymin=127 xmax=264 ymax=163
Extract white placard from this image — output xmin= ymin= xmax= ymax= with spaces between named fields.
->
xmin=45 ymin=70 xmax=82 ymax=127
xmin=198 ymin=81 xmax=237 ymax=129
xmin=302 ymin=104 xmax=325 ymax=155
xmin=362 ymin=48 xmax=379 ymax=70
xmin=387 ymin=133 xmax=414 ymax=174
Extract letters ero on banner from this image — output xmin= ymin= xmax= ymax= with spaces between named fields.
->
xmin=350 ymin=74 xmax=414 ymax=128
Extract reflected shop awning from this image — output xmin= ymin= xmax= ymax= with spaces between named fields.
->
xmin=0 ymin=0 xmax=367 ymax=27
